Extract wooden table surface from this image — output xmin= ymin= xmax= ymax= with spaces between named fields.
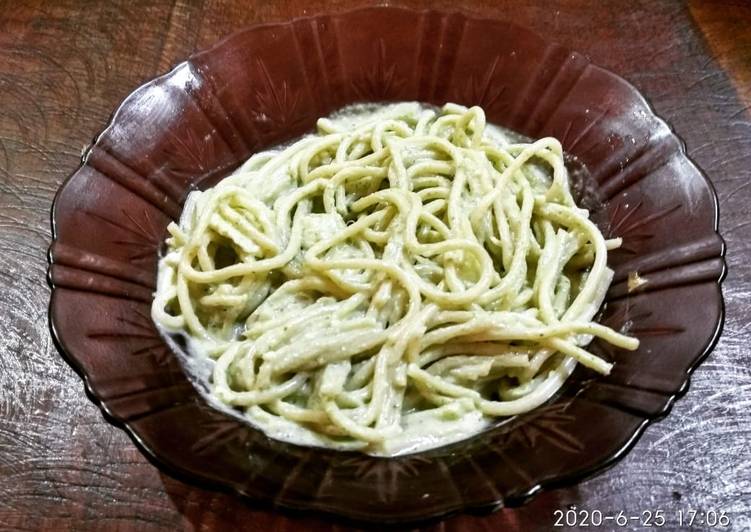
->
xmin=1 ymin=0 xmax=749 ymax=530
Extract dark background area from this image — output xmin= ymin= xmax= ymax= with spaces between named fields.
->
xmin=1 ymin=1 xmax=749 ymax=530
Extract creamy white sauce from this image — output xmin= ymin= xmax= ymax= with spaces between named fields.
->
xmin=157 ymin=103 xmax=537 ymax=456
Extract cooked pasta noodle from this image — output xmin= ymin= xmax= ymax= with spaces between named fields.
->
xmin=152 ymin=102 xmax=638 ymax=455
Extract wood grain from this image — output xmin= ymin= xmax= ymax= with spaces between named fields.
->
xmin=690 ymin=0 xmax=751 ymax=111
xmin=0 ymin=0 xmax=749 ymax=530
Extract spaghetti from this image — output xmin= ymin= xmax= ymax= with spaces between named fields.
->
xmin=152 ymin=102 xmax=638 ymax=455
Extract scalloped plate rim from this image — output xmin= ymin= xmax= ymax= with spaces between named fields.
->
xmin=47 ymin=5 xmax=727 ymax=525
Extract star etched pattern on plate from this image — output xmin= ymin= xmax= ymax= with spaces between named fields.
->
xmin=48 ymin=6 xmax=725 ymax=523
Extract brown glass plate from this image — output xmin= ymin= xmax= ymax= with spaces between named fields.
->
xmin=48 ymin=6 xmax=725 ymax=524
